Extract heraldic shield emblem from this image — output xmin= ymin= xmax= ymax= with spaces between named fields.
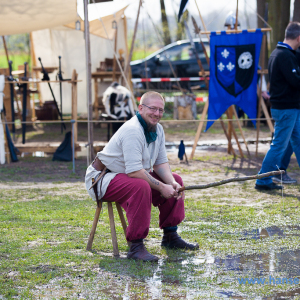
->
xmin=216 ymin=44 xmax=255 ymax=97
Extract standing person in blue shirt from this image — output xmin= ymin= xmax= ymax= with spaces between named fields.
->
xmin=255 ymin=22 xmax=300 ymax=190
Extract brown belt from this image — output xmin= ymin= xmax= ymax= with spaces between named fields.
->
xmin=92 ymin=157 xmax=106 ymax=172
xmin=90 ymin=157 xmax=108 ymax=208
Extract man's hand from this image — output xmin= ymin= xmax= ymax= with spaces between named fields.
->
xmin=171 ymin=181 xmax=185 ymax=200
xmin=262 ymin=91 xmax=270 ymax=100
xmin=160 ymin=184 xmax=178 ymax=199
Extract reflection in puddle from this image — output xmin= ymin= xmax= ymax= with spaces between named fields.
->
xmin=146 ymin=226 xmax=300 ymax=299
xmin=21 ymin=151 xmax=46 ymax=157
xmin=30 ymin=226 xmax=300 ymax=299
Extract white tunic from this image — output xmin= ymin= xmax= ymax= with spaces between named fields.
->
xmin=85 ymin=116 xmax=168 ymax=201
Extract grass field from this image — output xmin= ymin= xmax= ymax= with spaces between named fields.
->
xmin=0 ymin=53 xmax=31 ymax=70
xmin=1 ymin=151 xmax=300 ymax=299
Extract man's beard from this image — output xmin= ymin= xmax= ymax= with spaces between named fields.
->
xmin=146 ymin=122 xmax=157 ymax=132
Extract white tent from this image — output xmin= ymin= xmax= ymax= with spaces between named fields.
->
xmin=31 ymin=6 xmax=128 ymax=115
xmin=0 ymin=0 xmax=77 ymax=35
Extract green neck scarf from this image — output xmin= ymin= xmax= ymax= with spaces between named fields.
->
xmin=136 ymin=112 xmax=157 ymax=145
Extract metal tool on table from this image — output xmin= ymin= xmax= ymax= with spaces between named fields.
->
xmin=7 ymin=60 xmax=15 ymax=139
xmin=56 ymin=56 xmax=71 ymax=133
xmin=38 ymin=57 xmax=66 ymax=130
xmin=21 ymin=62 xmax=28 ymax=144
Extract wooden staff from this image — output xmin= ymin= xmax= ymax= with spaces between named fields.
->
xmin=178 ymin=170 xmax=284 ymax=192
xmin=194 ymin=0 xmax=210 ymax=41
xmin=124 ymin=0 xmax=142 ymax=79
xmin=256 ymin=34 xmax=267 ymax=156
xmin=235 ymin=0 xmax=239 ymax=30
xmin=191 ymin=16 xmax=209 ymax=67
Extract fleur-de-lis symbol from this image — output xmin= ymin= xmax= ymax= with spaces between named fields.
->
xmin=218 ymin=62 xmax=225 ymax=72
xmin=226 ymin=62 xmax=235 ymax=71
xmin=221 ymin=49 xmax=230 ymax=59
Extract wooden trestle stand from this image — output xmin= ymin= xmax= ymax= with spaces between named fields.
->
xmin=189 ymin=25 xmax=273 ymax=159
xmin=3 ymin=70 xmax=81 ymax=156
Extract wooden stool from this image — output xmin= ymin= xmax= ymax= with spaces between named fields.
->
xmin=86 ymin=201 xmax=130 ymax=257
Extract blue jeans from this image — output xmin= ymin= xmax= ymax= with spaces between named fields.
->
xmin=256 ymin=108 xmax=300 ymax=185
xmin=280 ymin=141 xmax=293 ymax=170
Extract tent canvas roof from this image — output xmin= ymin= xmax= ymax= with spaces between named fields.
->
xmin=0 ymin=0 xmax=77 ymax=35
xmin=64 ymin=6 xmax=127 ymax=39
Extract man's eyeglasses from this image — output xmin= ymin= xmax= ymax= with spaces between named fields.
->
xmin=142 ymin=104 xmax=165 ymax=114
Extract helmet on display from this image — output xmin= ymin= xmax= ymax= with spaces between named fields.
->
xmin=224 ymin=11 xmax=240 ymax=29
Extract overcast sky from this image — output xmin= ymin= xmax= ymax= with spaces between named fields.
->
xmin=77 ymin=0 xmax=295 ymax=33
xmin=78 ymin=0 xmax=258 ymax=22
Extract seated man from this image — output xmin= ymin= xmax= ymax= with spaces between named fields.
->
xmin=86 ymin=91 xmax=198 ymax=262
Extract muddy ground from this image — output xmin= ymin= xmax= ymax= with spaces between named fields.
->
xmin=2 ymin=121 xmax=300 ymax=300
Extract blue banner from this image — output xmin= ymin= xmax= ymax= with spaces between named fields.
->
xmin=206 ymin=30 xmax=263 ymax=130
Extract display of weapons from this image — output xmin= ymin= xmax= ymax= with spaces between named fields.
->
xmin=3 ymin=113 xmax=18 ymax=162
xmin=21 ymin=62 xmax=28 ymax=144
xmin=191 ymin=16 xmax=210 ymax=67
xmin=38 ymin=57 xmax=66 ymax=130
xmin=183 ymin=21 xmax=209 ymax=89
xmin=7 ymin=60 xmax=15 ymax=139
xmin=57 ymin=56 xmax=70 ymax=133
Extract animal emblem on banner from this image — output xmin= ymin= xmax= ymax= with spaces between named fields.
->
xmin=216 ymin=44 xmax=255 ymax=97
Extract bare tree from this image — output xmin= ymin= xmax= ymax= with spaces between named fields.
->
xmin=268 ymin=0 xmax=290 ymax=51
xmin=176 ymin=10 xmax=189 ymax=41
xmin=293 ymin=0 xmax=300 ymax=21
xmin=160 ymin=0 xmax=172 ymax=45
xmin=257 ymin=0 xmax=267 ymax=28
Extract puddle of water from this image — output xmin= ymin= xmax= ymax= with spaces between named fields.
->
xmin=21 ymin=151 xmax=46 ymax=157
xmin=29 ymin=226 xmax=300 ymax=300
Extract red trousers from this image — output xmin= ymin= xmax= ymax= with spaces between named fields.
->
xmin=103 ymin=172 xmax=185 ymax=241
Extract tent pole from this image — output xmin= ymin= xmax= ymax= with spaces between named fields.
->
xmin=84 ymin=0 xmax=94 ymax=164
xmin=112 ymin=25 xmax=118 ymax=82
xmin=235 ymin=0 xmax=239 ymax=30
xmin=256 ymin=34 xmax=267 ymax=156
xmin=124 ymin=0 xmax=142 ymax=79
xmin=2 ymin=36 xmax=9 ymax=65
xmin=194 ymin=0 xmax=210 ymax=42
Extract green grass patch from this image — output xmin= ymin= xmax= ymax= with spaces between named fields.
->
xmin=1 ymin=155 xmax=300 ymax=299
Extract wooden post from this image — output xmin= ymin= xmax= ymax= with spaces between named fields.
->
xmin=86 ymin=205 xmax=101 ymax=251
xmin=191 ymin=16 xmax=210 ymax=67
xmin=124 ymin=0 xmax=142 ymax=79
xmin=256 ymin=34 xmax=267 ymax=156
xmin=235 ymin=0 xmax=239 ymax=30
xmin=220 ymin=116 xmax=236 ymax=156
xmin=112 ymin=26 xmax=118 ymax=82
xmin=115 ymin=203 xmax=130 ymax=247
xmin=232 ymin=106 xmax=251 ymax=157
xmin=71 ymin=70 xmax=78 ymax=158
xmin=261 ymin=100 xmax=274 ymax=133
xmin=2 ymin=36 xmax=9 ymax=65
xmin=94 ymin=78 xmax=99 ymax=121
xmin=227 ymin=106 xmax=234 ymax=154
xmin=84 ymin=0 xmax=94 ymax=164
xmin=1 ymin=112 xmax=10 ymax=164
xmin=225 ymin=109 xmax=244 ymax=158
xmin=107 ymin=202 xmax=119 ymax=257
xmin=184 ymin=21 xmax=209 ymax=89
xmin=194 ymin=0 xmax=210 ymax=41
xmin=29 ymin=33 xmax=37 ymax=121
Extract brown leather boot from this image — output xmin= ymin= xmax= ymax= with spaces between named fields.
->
xmin=161 ymin=232 xmax=199 ymax=250
xmin=127 ymin=241 xmax=159 ymax=262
